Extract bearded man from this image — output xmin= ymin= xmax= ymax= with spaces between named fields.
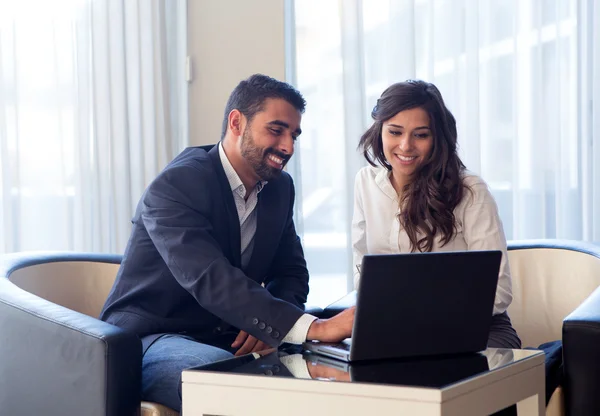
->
xmin=100 ymin=74 xmax=354 ymax=412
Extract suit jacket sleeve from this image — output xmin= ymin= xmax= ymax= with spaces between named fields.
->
xmin=141 ymin=164 xmax=304 ymax=347
xmin=264 ymin=180 xmax=310 ymax=310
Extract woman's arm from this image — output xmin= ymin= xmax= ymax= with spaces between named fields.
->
xmin=352 ymin=172 xmax=368 ymax=289
xmin=461 ymin=179 xmax=513 ymax=315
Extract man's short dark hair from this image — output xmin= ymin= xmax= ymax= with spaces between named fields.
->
xmin=221 ymin=74 xmax=306 ymax=139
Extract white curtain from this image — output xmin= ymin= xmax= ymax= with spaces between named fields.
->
xmin=291 ymin=0 xmax=600 ymax=306
xmin=0 ymin=0 xmax=188 ymax=253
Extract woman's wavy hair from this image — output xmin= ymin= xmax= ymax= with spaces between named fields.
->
xmin=358 ymin=80 xmax=467 ymax=252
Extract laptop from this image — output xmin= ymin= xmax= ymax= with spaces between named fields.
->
xmin=303 ymin=250 xmax=501 ymax=362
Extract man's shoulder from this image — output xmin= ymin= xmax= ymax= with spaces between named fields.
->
xmin=169 ymin=146 xmax=214 ymax=168
xmin=264 ymin=169 xmax=293 ymax=192
xmin=276 ymin=169 xmax=293 ymax=185
xmin=138 ymin=146 xmax=223 ymax=202
xmin=160 ymin=146 xmax=219 ymax=180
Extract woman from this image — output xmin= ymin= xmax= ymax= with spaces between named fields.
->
xmin=352 ymin=80 xmax=520 ymax=349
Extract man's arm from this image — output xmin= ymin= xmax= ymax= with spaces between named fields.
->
xmin=141 ymin=164 xmax=304 ymax=347
xmin=237 ymin=178 xmax=355 ymax=351
xmin=233 ymin=305 xmax=356 ymax=355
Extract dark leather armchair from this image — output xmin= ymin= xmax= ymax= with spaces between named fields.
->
xmin=0 ymin=252 xmax=147 ymax=416
xmin=0 ymin=250 xmax=322 ymax=416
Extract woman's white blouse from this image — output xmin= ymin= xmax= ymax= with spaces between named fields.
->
xmin=352 ymin=165 xmax=513 ymax=315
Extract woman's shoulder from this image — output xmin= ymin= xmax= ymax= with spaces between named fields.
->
xmin=461 ymin=170 xmax=488 ymax=188
xmin=460 ymin=170 xmax=496 ymax=205
xmin=355 ymin=164 xmax=387 ymax=184
xmin=357 ymin=164 xmax=384 ymax=177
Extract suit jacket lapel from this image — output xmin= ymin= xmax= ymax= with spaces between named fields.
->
xmin=245 ymin=185 xmax=280 ymax=280
xmin=208 ymin=145 xmax=242 ymax=267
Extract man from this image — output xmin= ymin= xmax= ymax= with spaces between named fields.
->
xmin=100 ymin=74 xmax=354 ymax=411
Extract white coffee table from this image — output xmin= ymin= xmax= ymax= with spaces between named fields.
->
xmin=182 ymin=348 xmax=545 ymax=416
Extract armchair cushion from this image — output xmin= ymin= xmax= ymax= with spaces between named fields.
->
xmin=4 ymin=251 xmax=121 ymax=317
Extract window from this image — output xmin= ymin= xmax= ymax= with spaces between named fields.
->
xmin=290 ymin=0 xmax=599 ymax=305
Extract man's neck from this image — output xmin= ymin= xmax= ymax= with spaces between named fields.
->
xmin=221 ymin=138 xmax=259 ymax=198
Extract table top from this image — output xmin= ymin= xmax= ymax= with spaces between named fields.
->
xmin=183 ymin=347 xmax=544 ymax=392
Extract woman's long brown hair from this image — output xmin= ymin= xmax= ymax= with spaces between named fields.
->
xmin=358 ymin=80 xmax=467 ymax=252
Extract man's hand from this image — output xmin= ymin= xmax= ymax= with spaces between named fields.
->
xmin=306 ymin=306 xmax=355 ymax=343
xmin=232 ymin=330 xmax=271 ymax=356
xmin=307 ymin=362 xmax=351 ymax=381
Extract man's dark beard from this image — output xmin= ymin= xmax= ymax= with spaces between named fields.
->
xmin=240 ymin=127 xmax=289 ymax=181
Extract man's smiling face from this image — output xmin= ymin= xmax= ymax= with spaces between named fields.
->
xmin=240 ymin=97 xmax=302 ymax=181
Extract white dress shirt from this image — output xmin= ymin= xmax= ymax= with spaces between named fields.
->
xmin=352 ymin=165 xmax=513 ymax=315
xmin=218 ymin=143 xmax=316 ymax=344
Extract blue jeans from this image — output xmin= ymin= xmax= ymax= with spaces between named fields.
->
xmin=142 ymin=334 xmax=234 ymax=412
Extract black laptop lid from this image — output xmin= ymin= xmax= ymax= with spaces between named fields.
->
xmin=351 ymin=250 xmax=501 ymax=361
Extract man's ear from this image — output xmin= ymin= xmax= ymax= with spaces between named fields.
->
xmin=228 ymin=109 xmax=244 ymax=137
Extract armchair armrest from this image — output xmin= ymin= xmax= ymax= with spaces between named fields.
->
xmin=563 ymin=285 xmax=600 ymax=416
xmin=0 ymin=278 xmax=141 ymax=416
xmin=320 ymin=290 xmax=357 ymax=319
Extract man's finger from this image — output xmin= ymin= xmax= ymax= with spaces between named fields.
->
xmin=235 ymin=337 xmax=258 ymax=356
xmin=235 ymin=335 xmax=259 ymax=356
xmin=231 ymin=330 xmax=249 ymax=348
xmin=256 ymin=347 xmax=277 ymax=356
xmin=250 ymin=341 xmax=270 ymax=354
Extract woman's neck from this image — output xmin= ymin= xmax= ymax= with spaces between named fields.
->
xmin=390 ymin=171 xmax=410 ymax=196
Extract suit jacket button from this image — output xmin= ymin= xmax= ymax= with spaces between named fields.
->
xmin=258 ymin=322 xmax=266 ymax=330
xmin=252 ymin=318 xmax=259 ymax=325
xmin=272 ymin=331 xmax=280 ymax=339
xmin=266 ymin=326 xmax=273 ymax=334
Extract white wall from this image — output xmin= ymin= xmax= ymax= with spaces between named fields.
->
xmin=187 ymin=0 xmax=286 ymax=146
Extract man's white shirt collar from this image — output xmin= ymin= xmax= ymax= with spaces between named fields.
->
xmin=218 ymin=142 xmax=266 ymax=195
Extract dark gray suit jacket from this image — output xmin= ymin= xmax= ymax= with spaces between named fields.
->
xmin=100 ymin=145 xmax=309 ymax=348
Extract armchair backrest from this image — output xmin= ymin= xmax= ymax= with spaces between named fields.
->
xmin=4 ymin=253 xmax=121 ymax=318
xmin=507 ymin=240 xmax=600 ymax=348
xmin=5 ymin=242 xmax=600 ymax=350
